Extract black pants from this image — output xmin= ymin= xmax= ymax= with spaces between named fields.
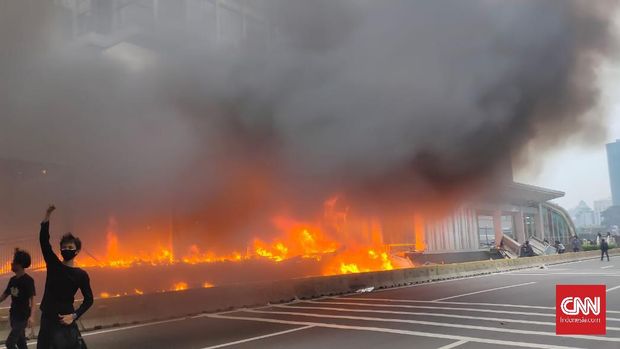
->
xmin=36 ymin=314 xmax=56 ymax=349
xmin=6 ymin=318 xmax=28 ymax=349
xmin=602 ymin=250 xmax=610 ymax=261
xmin=37 ymin=313 xmax=82 ymax=349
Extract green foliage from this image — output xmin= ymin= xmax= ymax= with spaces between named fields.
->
xmin=582 ymin=244 xmax=616 ymax=251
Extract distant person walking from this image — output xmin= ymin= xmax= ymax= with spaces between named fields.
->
xmin=601 ymin=238 xmax=610 ymax=262
xmin=571 ymin=235 xmax=580 ymax=252
xmin=0 ymin=249 xmax=35 ymax=349
xmin=37 ymin=205 xmax=93 ymax=349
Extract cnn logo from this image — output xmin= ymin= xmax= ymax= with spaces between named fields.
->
xmin=560 ymin=297 xmax=600 ymax=316
xmin=556 ymin=285 xmax=606 ymax=335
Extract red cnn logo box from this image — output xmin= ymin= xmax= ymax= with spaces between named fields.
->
xmin=556 ymin=285 xmax=606 ymax=335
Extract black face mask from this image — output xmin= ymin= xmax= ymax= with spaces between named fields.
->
xmin=61 ymin=249 xmax=77 ymax=261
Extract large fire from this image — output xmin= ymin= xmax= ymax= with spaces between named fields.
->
xmin=76 ymin=196 xmax=424 ymax=292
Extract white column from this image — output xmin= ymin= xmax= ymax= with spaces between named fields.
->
xmin=493 ymin=210 xmax=503 ymax=247
xmin=537 ymin=203 xmax=545 ymax=240
xmin=471 ymin=210 xmax=479 ymax=249
xmin=515 ymin=211 xmax=526 ymax=243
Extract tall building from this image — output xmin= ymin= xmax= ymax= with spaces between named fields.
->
xmin=594 ymin=198 xmax=612 ymax=226
xmin=606 ymin=140 xmax=620 ymax=205
xmin=570 ymin=200 xmax=596 ymax=228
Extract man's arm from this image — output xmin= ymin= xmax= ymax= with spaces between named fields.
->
xmin=27 ymin=278 xmax=35 ymax=327
xmin=40 ymin=205 xmax=61 ymax=266
xmin=0 ymin=282 xmax=10 ymax=303
xmin=27 ymin=296 xmax=35 ymax=328
xmin=74 ymin=272 xmax=94 ymax=320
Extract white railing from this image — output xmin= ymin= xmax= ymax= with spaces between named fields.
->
xmin=0 ymin=237 xmax=44 ymax=275
xmin=500 ymin=235 xmax=520 ymax=259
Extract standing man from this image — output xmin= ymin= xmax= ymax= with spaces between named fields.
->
xmin=37 ymin=205 xmax=93 ymax=349
xmin=601 ymin=238 xmax=610 ymax=262
xmin=571 ymin=235 xmax=580 ymax=253
xmin=0 ymin=249 xmax=35 ymax=349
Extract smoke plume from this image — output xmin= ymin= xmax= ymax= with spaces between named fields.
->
xmin=0 ymin=0 xmax=617 ymax=251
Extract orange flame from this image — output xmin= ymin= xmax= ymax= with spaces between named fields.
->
xmin=172 ymin=282 xmax=188 ymax=291
xmin=78 ymin=196 xmax=420 ymax=279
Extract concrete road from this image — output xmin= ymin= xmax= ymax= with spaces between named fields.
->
xmin=26 ymin=257 xmax=620 ymax=349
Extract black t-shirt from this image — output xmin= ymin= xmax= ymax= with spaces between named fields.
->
xmin=3 ymin=274 xmax=35 ymax=321
xmin=39 ymin=222 xmax=93 ymax=319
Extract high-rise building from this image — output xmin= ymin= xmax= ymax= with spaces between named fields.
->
xmin=594 ymin=198 xmax=612 ymax=226
xmin=570 ymin=200 xmax=595 ymax=228
xmin=606 ymin=140 xmax=620 ymax=205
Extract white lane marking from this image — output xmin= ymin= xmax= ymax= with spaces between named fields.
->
xmin=345 ymin=272 xmax=502 ymax=295
xmin=334 ymin=297 xmax=620 ymax=315
xmin=354 ymin=256 xmax=609 ymax=297
xmin=272 ymin=304 xmax=620 ymax=330
xmin=602 ymin=265 xmax=615 ymax=269
xmin=207 ymin=313 xmax=583 ymax=349
xmin=437 ymin=340 xmax=469 ymax=349
xmin=192 ymin=307 xmax=270 ymax=317
xmin=607 ymin=285 xmax=620 ymax=293
xmin=199 ymin=325 xmax=314 ymax=349
xmin=310 ymin=301 xmax=620 ymax=321
xmin=512 ymin=272 xmax=620 ymax=276
xmin=336 ymin=297 xmax=554 ymax=309
xmin=332 ymin=266 xmax=547 ymax=298
xmin=244 ymin=308 xmax=620 ymax=343
xmin=310 ymin=300 xmax=556 ymax=317
xmin=431 ymin=282 xmax=536 ymax=302
xmin=26 ymin=317 xmax=190 ymax=347
xmin=546 ymin=258 xmax=590 ymax=266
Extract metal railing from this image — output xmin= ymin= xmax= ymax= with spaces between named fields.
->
xmin=529 ymin=236 xmax=557 ymax=255
xmin=0 ymin=237 xmax=45 ymax=275
xmin=500 ymin=235 xmax=520 ymax=259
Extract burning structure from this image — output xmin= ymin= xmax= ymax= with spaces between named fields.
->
xmin=0 ymin=0 xmax=616 ymax=296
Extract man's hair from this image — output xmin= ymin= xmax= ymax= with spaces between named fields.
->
xmin=60 ymin=233 xmax=82 ymax=251
xmin=13 ymin=248 xmax=32 ymax=269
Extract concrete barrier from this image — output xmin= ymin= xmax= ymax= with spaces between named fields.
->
xmin=0 ymin=249 xmax=616 ymax=341
xmin=75 ymin=249 xmax=617 ymax=331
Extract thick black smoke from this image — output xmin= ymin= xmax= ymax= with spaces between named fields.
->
xmin=0 ymin=0 xmax=617 ymax=250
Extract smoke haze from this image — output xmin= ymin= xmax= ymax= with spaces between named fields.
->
xmin=0 ymin=0 xmax=617 ymax=252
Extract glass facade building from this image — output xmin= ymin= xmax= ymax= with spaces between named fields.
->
xmin=606 ymin=140 xmax=620 ymax=205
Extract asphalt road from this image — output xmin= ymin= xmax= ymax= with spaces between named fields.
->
xmin=26 ymin=257 xmax=620 ymax=349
